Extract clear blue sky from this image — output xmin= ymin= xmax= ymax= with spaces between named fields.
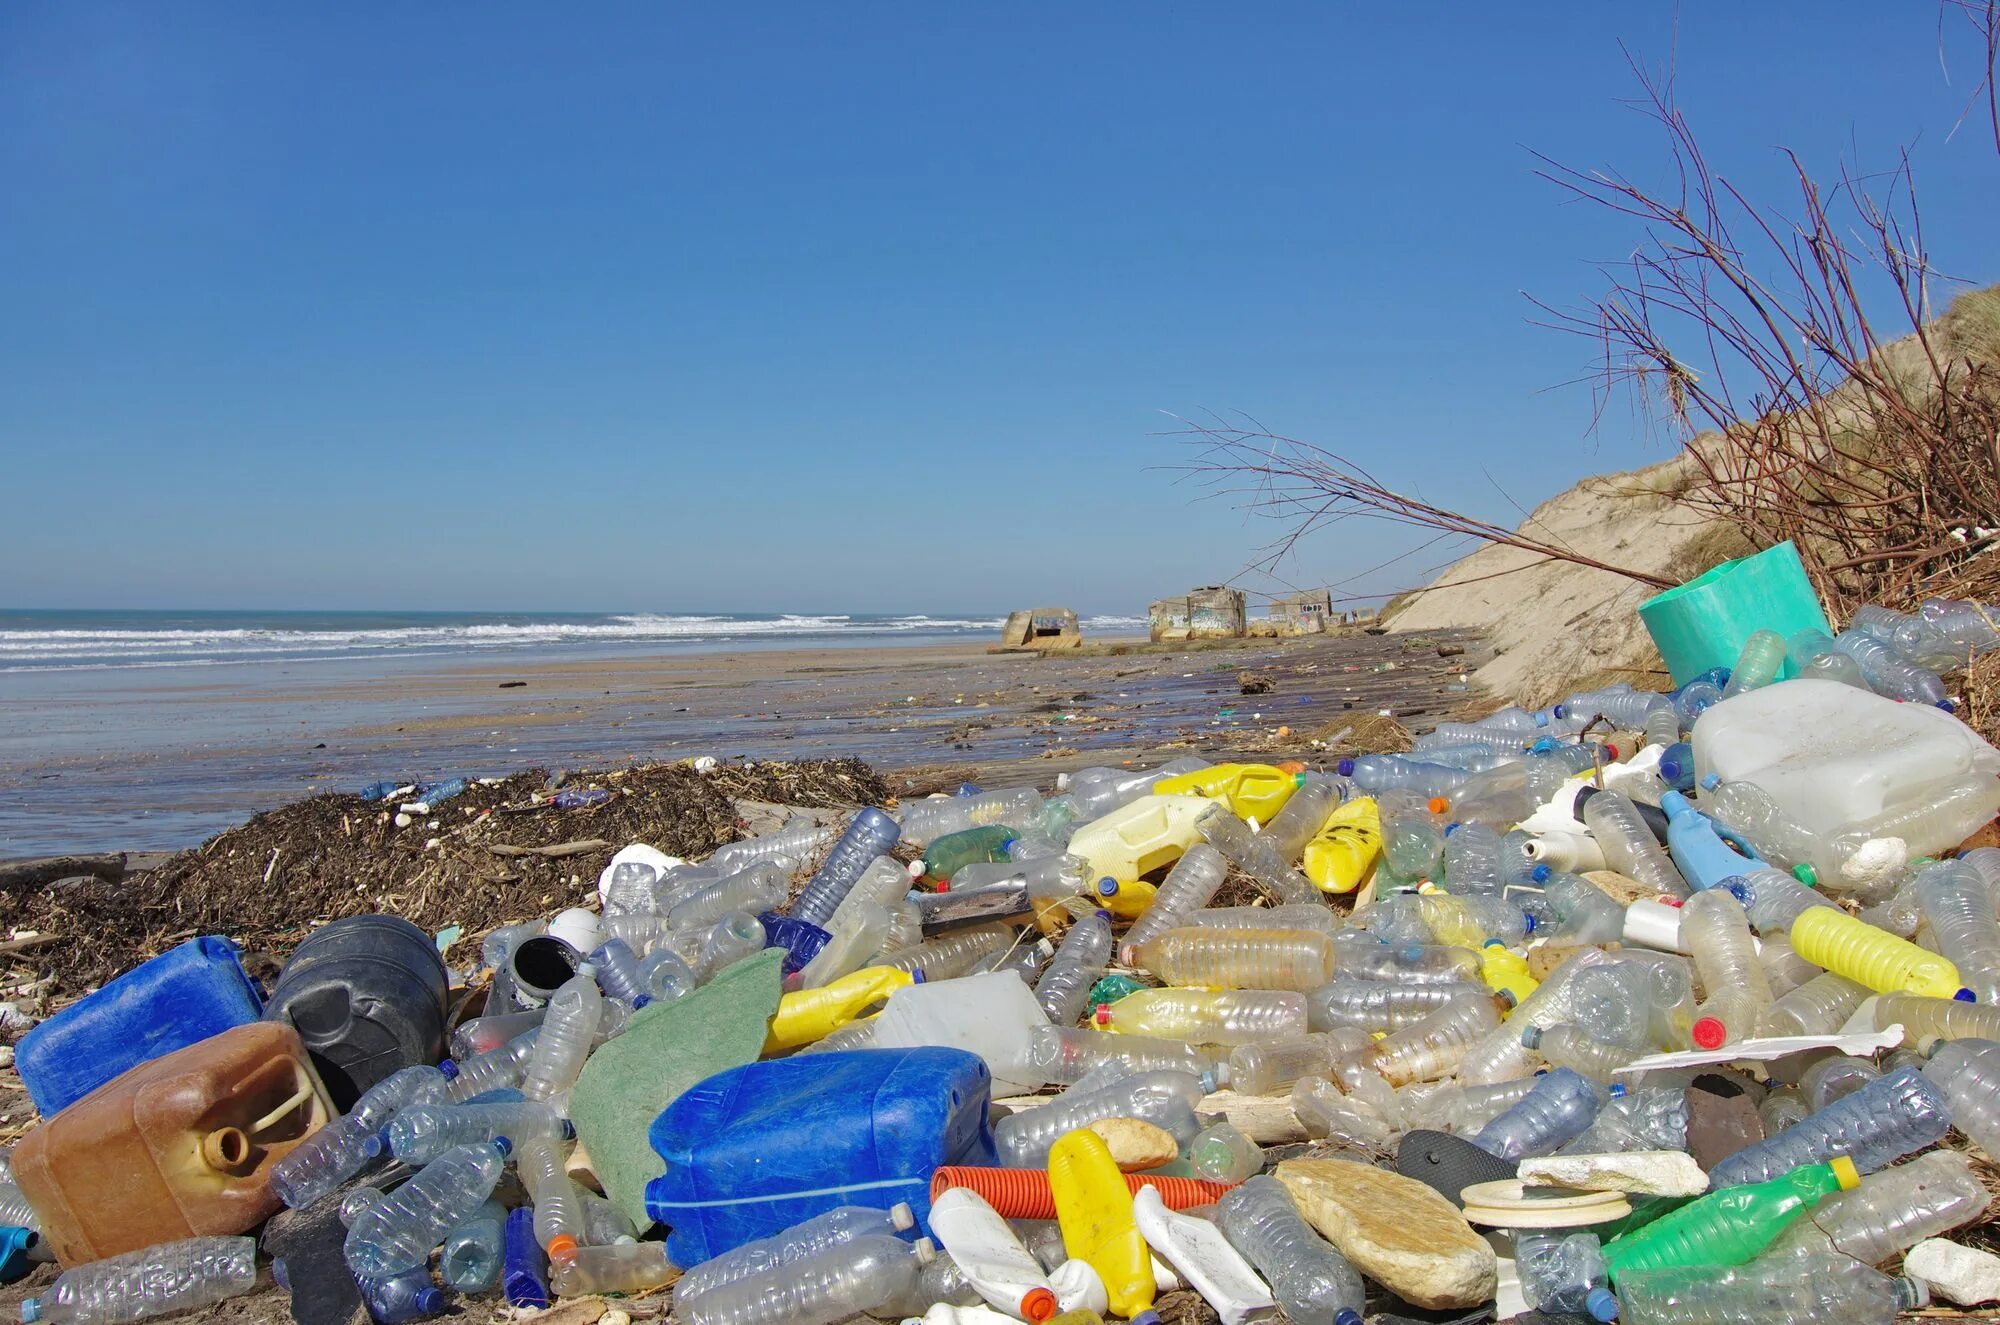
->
xmin=5 ymin=3 xmax=1995 ymax=616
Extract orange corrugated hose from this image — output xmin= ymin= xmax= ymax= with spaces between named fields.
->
xmin=931 ymin=1166 xmax=1237 ymax=1220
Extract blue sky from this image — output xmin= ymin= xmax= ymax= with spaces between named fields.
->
xmin=4 ymin=3 xmax=1996 ymax=616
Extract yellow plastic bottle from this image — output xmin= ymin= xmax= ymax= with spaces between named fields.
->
xmin=1049 ymin=1129 xmax=1154 ymax=1318
xmin=1302 ymin=796 xmax=1381 ymax=894
xmin=1479 ymin=941 xmax=1539 ymax=1009
xmin=762 ymin=965 xmax=915 ymax=1053
xmin=1092 ymin=877 xmax=1158 ymax=921
xmin=1789 ymin=907 xmax=1970 ymax=1000
xmin=1153 ymin=763 xmax=1305 ymax=824
xmin=1068 ymin=795 xmax=1211 ymax=884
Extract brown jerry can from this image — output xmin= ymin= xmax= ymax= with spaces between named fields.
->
xmin=13 ymin=1021 xmax=335 ymax=1265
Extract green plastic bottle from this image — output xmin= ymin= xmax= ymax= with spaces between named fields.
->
xmin=1603 ymin=1157 xmax=1859 ymax=1282
xmin=921 ymin=825 xmax=1021 ymax=884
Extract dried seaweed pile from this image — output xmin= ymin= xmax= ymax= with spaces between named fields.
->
xmin=702 ymin=758 xmax=887 ymax=809
xmin=8 ymin=759 xmax=879 ymax=993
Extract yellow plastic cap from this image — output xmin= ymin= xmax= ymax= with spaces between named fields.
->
xmin=1829 ymin=1156 xmax=1861 ymax=1190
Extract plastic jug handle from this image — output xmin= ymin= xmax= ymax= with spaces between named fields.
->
xmin=249 ymin=1079 xmax=318 ymax=1136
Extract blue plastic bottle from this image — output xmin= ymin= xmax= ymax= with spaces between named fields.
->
xmin=502 ymin=1207 xmax=550 ymax=1309
xmin=1658 ymin=791 xmax=1762 ymax=892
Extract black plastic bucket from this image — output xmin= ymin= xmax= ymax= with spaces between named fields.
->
xmin=264 ymin=914 xmax=449 ymax=1109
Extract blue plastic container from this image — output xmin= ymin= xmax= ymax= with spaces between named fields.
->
xmin=645 ymin=1047 xmax=994 ymax=1265
xmin=16 ymin=936 xmax=262 ymax=1117
xmin=758 ymin=913 xmax=832 ymax=976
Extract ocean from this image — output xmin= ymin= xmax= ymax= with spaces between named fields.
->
xmin=0 ymin=608 xmax=1146 ymax=672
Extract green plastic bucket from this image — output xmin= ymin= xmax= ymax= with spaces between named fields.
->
xmin=1638 ymin=540 xmax=1832 ymax=686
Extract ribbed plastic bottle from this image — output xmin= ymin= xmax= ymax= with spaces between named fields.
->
xmin=1797 ymin=1054 xmax=1879 ymax=1109
xmin=1134 ymin=927 xmax=1333 ymax=993
xmin=1617 ymin=1250 xmax=1925 ymax=1325
xmin=830 ymin=856 xmax=918 ymax=928
xmin=1335 ymin=942 xmax=1483 ymax=985
xmin=0 ymin=1182 xmax=36 ymax=1233
xmin=1117 ymin=845 xmax=1229 ymax=963
xmin=386 ymin=1101 xmax=569 ymax=1163
xmin=1260 ymin=778 xmax=1343 ymax=862
xmin=19 ymin=1235 xmax=257 ymax=1325
xmin=587 ymin=938 xmax=653 ymax=1008
xmin=344 ymin=1140 xmax=510 ymax=1278
xmin=1093 ymin=989 xmax=1306 ymax=1046
xmin=1787 ymin=906 xmax=1969 ymax=999
xmin=1705 ymin=1065 xmax=1951 ymax=1188
xmin=355 ymin=1268 xmax=445 ymax=1323
xmin=1719 ymin=629 xmax=1787 ymax=698
xmin=1440 ymin=822 xmax=1506 ymax=895
xmin=900 ymin=788 xmax=1045 ymax=848
xmin=681 ymin=1233 xmax=933 ymax=1325
xmin=1731 ymin=866 xmax=1836 ymax=932
xmin=1356 ymin=892 xmax=1434 ymax=946
xmin=1306 ymin=978 xmax=1486 ymax=1034
xmin=1694 ymin=778 xmax=1822 ymax=878
xmin=1416 ymin=893 xmax=1530 ymax=948
xmin=1194 ymin=807 xmax=1317 ymax=906
xmin=1757 ymin=972 xmax=1869 ymax=1037
xmin=792 ymin=807 xmax=902 ymax=927
xmin=1558 ymin=685 xmax=1669 ymax=729
xmin=550 ymin=1241 xmax=678 ymax=1297
xmin=1021 ymin=1026 xmax=1227 ymax=1087
xmin=1513 ymin=1229 xmax=1618 ymax=1322
xmin=1226 ymin=1033 xmax=1354 ymax=1096
xmin=1379 ymin=794 xmax=1446 ymax=880
xmin=1338 ymin=755 xmax=1470 ymax=798
xmin=516 ymin=1132 xmax=585 ymax=1264
xmin=1680 ymin=888 xmax=1772 ymax=1049
xmin=1533 ymin=868 xmax=1628 ymax=943
xmin=1336 ymin=993 xmax=1501 ymax=1086
xmin=1828 ymin=773 xmax=2000 ymax=872
xmin=1181 ymin=1119 xmax=1264 ymax=1184
xmin=1913 ymin=859 xmax=2000 ymax=1004
xmin=1602 ymin=1158 xmax=1860 ymax=1279
xmin=676 ymin=1204 xmax=917 ymax=1303
xmin=1521 ymin=1023 xmax=1639 ymax=1081
xmin=1921 ymin=1038 xmax=2000 ymax=1154
xmin=1034 ymin=913 xmax=1113 ymax=1027
xmin=1582 ymin=792 xmax=1688 ymax=899
xmin=667 ymin=863 xmax=791 ymax=933
xmin=1877 ymin=994 xmax=2000 ymax=1048
xmin=440 ymin=1200 xmax=506 ymax=1292
xmin=1758 ymin=1089 xmax=1811 ymax=1134
xmin=994 ymin=1071 xmax=1208 ymax=1168
xmin=924 ymin=826 xmax=1026 ymax=883
xmin=797 ymin=902 xmax=893 ymax=990
xmin=880 ymin=923 xmax=1015 ymax=981
xmin=1213 ymin=1175 xmax=1362 ymax=1325
xmin=638 ymin=948 xmax=697 ymax=1004
xmin=1766 ymin=1148 xmax=1990 ymax=1266
xmin=1469 ymin=1068 xmax=1611 ymax=1160
xmin=1065 ymin=759 xmax=1209 ymax=821
xmin=695 ymin=912 xmax=767 ymax=981
xmin=270 ymin=1063 xmax=450 ymax=1207
xmin=519 ymin=969 xmax=602 ymax=1100
xmin=1048 ymin=1130 xmax=1153 ymax=1319
xmin=1831 ymin=629 xmax=1951 ymax=707
xmin=1788 ymin=627 xmax=1876 ymax=690
xmin=708 ymin=821 xmax=835 ymax=875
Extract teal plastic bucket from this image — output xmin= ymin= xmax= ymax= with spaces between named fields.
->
xmin=1638 ymin=540 xmax=1832 ymax=686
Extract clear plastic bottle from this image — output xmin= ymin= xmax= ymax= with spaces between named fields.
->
xmin=1831 ymin=628 xmax=1951 ymax=708
xmin=386 ymin=1101 xmax=569 ymax=1164
xmin=1513 ymin=1229 xmax=1617 ymax=1322
xmin=880 ymin=923 xmax=1016 ymax=981
xmin=1582 ymin=791 xmax=1688 ymax=899
xmin=270 ymin=1063 xmax=450 ymax=1207
xmin=1558 ymin=685 xmax=1670 ymax=729
xmin=1415 ymin=892 xmax=1530 ymax=946
xmin=1134 ymin=928 xmax=1333 ymax=992
xmin=1732 ymin=866 xmax=1837 ymax=933
xmin=515 ymin=1132 xmax=584 ymax=1262
xmin=1681 ymin=888 xmax=1773 ymax=1049
xmin=1720 ymin=629 xmax=1787 ymax=698
xmin=1193 ymin=904 xmax=1349 ymax=937
xmin=1798 ymin=1054 xmax=1880 ymax=1109
xmin=1758 ymin=973 xmax=1869 ymax=1037
xmin=1914 ymin=859 xmax=2000 ymax=1004
xmin=1354 ymin=892 xmax=1433 ymax=946
xmin=1259 ymin=779 xmax=1343 ymax=862
xmin=1826 ymin=773 xmax=2000 ymax=871
xmin=1642 ymin=706 xmax=1682 ymax=749
xmin=1306 ymin=978 xmax=1485 ymax=1034
xmin=0 ymin=1183 xmax=37 ymax=1232
xmin=1705 ymin=1065 xmax=1952 ymax=1188
xmin=519 ymin=969 xmax=602 ymax=1100
xmin=1788 ymin=627 xmax=1875 ymax=690
xmin=793 ymin=807 xmax=903 ymax=927
xmin=1337 ymin=755 xmax=1470 ymax=798
xmin=1117 ymin=844 xmax=1229 ymax=963
xmin=668 ymin=863 xmax=791 ymax=933
xmin=900 ymin=789 xmax=1045 ymax=848
xmin=1214 ymin=1174 xmax=1364 ymax=1325
xmin=1065 ymin=759 xmax=1209 ymax=821
xmin=829 ymin=856 xmax=918 ymax=928
xmin=440 ymin=1200 xmax=506 ymax=1292
xmin=1767 ymin=1148 xmax=1990 ymax=1266
xmin=992 ymin=1071 xmax=1208 ymax=1168
xmin=356 ymin=1267 xmax=445 ymax=1323
xmin=1921 ymin=1038 xmax=2000 ymax=1154
xmin=797 ymin=902 xmax=892 ymax=989
xmin=676 ymin=1205 xmax=916 ymax=1303
xmin=1035 ymin=912 xmax=1113 ymax=1027
xmin=1378 ymin=793 xmax=1446 ymax=880
xmin=588 ymin=938 xmax=653 ymax=1008
xmin=1920 ymin=597 xmax=2000 ymax=657
xmin=695 ymin=912 xmax=767 ymax=982
xmin=1186 ymin=1120 xmax=1265 ymax=1183
xmin=1788 ymin=906 xmax=1969 ymax=1000
xmin=638 ymin=948 xmax=697 ymax=1004
xmin=1333 ymin=942 xmax=1482 ymax=984
xmin=550 ymin=1241 xmax=678 ymax=1297
xmin=345 ymin=1140 xmax=510 ymax=1278
xmin=1694 ymin=778 xmax=1822 ymax=878
xmin=1875 ymin=992 xmax=2000 ymax=1045
xmin=1521 ymin=1023 xmax=1639 ymax=1081
xmin=1615 ymin=1249 xmax=1925 ymax=1325
xmin=1534 ymin=868 xmax=1627 ymax=943
xmin=1759 ymin=1088 xmax=1811 ymax=1134
xmin=708 ymin=820 xmax=835 ymax=875
xmin=1226 ymin=1033 xmax=1358 ymax=1096
xmin=18 ymin=1236 xmax=258 ymax=1325
xmin=1194 ymin=807 xmax=1317 ymax=906
xmin=681 ymin=1233 xmax=933 ymax=1325
xmin=1470 ymin=1068 xmax=1610 ymax=1160
xmin=1021 ymin=1026 xmax=1226 ymax=1087
xmin=1442 ymin=822 xmax=1506 ymax=895
xmin=1092 ymin=989 xmax=1307 ymax=1046
xmin=1334 ymin=993 xmax=1501 ymax=1087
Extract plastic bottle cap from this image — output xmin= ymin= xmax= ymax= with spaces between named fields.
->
xmin=1520 ymin=1024 xmax=1543 ymax=1049
xmin=1608 ymin=1082 xmax=1628 ymax=1098
xmin=1531 ymin=863 xmax=1551 ymax=883
xmin=1021 ymin=1288 xmax=1058 ymax=1322
xmin=20 ymin=1298 xmax=39 ymax=1323
xmin=1690 ymin=1017 xmax=1727 ymax=1050
xmin=1444 ymin=822 xmax=1460 ymax=837
xmin=1586 ymin=1285 xmax=1621 ymax=1321
xmin=1956 ymin=988 xmax=1978 ymax=1002
xmin=890 ymin=1202 xmax=916 ymax=1231
xmin=1094 ymin=1004 xmax=1112 ymax=1026
xmin=546 ymin=1234 xmax=579 ymax=1264
xmin=1097 ymin=878 xmax=1119 ymax=897
xmin=416 ymin=1288 xmax=446 ymax=1315
xmin=1829 ymin=1155 xmax=1861 ymax=1190
xmin=1337 ymin=759 xmax=1356 ymax=776
xmin=1699 ymin=773 xmax=1721 ymax=790
xmin=1604 ymin=743 xmax=1620 ymax=760
xmin=1793 ymin=862 xmax=1818 ymax=886
xmin=492 ymin=1135 xmax=513 ymax=1156
xmin=1522 ymin=914 xmax=1537 ymax=935
xmin=911 ymin=969 xmax=927 ymax=985
xmin=438 ymin=1059 xmax=460 ymax=1079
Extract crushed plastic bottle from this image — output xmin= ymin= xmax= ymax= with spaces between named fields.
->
xmin=1615 ymin=1250 xmax=1925 ymax=1325
xmin=20 ymin=1236 xmax=257 ymax=1325
xmin=680 ymin=1233 xmax=934 ymax=1325
xmin=1705 ymin=1065 xmax=1952 ymax=1188
xmin=344 ymin=1140 xmax=509 ymax=1278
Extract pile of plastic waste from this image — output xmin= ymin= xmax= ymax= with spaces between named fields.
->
xmin=8 ymin=595 xmax=2000 ymax=1325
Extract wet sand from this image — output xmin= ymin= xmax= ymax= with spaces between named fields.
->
xmin=0 ymin=629 xmax=1487 ymax=857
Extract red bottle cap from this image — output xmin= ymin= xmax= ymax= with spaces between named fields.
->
xmin=1690 ymin=1016 xmax=1726 ymax=1050
xmin=1094 ymin=1004 xmax=1112 ymax=1027
xmin=1022 ymin=1288 xmax=1058 ymax=1322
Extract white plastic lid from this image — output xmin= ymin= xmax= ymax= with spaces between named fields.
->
xmin=1623 ymin=898 xmax=1687 ymax=954
xmin=548 ymin=907 xmax=605 ymax=953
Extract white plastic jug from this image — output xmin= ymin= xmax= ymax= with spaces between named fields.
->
xmin=1067 ymin=794 xmax=1212 ymax=883
xmin=870 ymin=971 xmax=1052 ymax=1096
xmin=1692 ymin=679 xmax=2000 ymax=838
xmin=1131 ymin=1185 xmax=1278 ymax=1325
xmin=928 ymin=1188 xmax=1057 ymax=1323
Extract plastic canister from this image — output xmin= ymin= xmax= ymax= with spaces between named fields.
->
xmin=644 ymin=1046 xmax=995 ymax=1265
xmin=1302 ymin=797 xmax=1382 ymax=894
xmin=13 ymin=1022 xmax=335 ymax=1265
xmin=870 ymin=971 xmax=1053 ymax=1096
xmin=1068 ymin=796 xmax=1212 ymax=883
xmin=16 ymin=937 xmax=263 ymax=1118
xmin=1690 ymin=680 xmax=2000 ymax=840
xmin=262 ymin=915 xmax=449 ymax=1110
xmin=1637 ymin=540 xmax=1832 ymax=686
xmin=1152 ymin=765 xmax=1305 ymax=824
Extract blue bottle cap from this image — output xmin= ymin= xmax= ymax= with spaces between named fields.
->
xmin=1097 ymin=878 xmax=1119 ymax=898
xmin=1337 ymin=759 xmax=1356 ymax=777
xmin=1531 ymin=863 xmax=1551 ymax=883
xmin=437 ymin=1058 xmax=460 ymax=1080
xmin=1956 ymin=988 xmax=1978 ymax=1002
xmin=1522 ymin=914 xmax=1537 ymax=935
xmin=1608 ymin=1082 xmax=1628 ymax=1098
xmin=1587 ymin=1285 xmax=1621 ymax=1320
xmin=1699 ymin=772 xmax=1721 ymax=791
xmin=911 ymin=969 xmax=927 ymax=984
xmin=492 ymin=1135 xmax=513 ymax=1156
